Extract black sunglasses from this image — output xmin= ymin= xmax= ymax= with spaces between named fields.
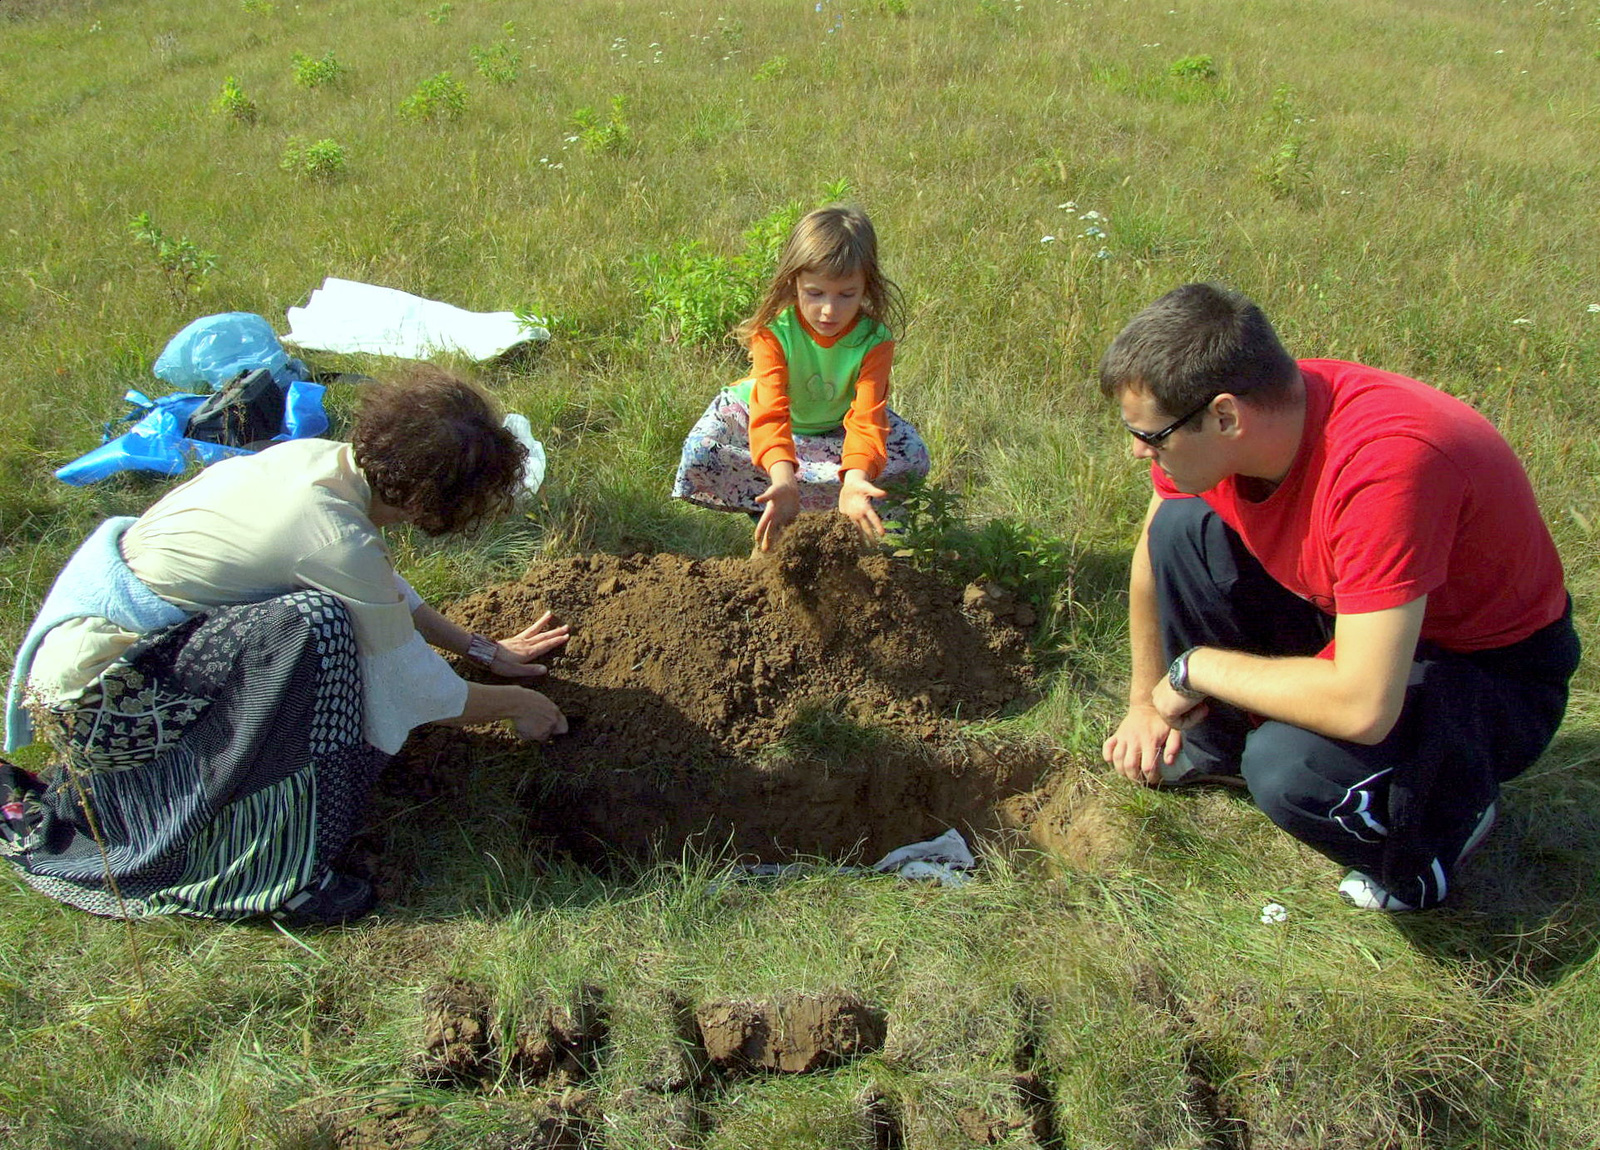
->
xmin=1124 ymin=394 xmax=1216 ymax=449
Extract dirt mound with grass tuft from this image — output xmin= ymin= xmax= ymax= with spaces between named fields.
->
xmin=408 ymin=513 xmax=1063 ymax=864
xmin=696 ymin=990 xmax=887 ymax=1073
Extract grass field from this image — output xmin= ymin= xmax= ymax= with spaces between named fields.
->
xmin=3 ymin=0 xmax=1600 ymax=1145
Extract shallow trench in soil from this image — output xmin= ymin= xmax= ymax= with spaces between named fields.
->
xmin=385 ymin=514 xmax=1091 ymax=869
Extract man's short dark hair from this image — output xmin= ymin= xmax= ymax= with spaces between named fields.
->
xmin=352 ymin=367 xmax=526 ymax=536
xmin=1098 ymin=283 xmax=1300 ymax=415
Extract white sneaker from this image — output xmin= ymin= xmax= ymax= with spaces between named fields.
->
xmin=1338 ymin=802 xmax=1498 ymax=913
xmin=1338 ymin=870 xmax=1416 ymax=912
xmin=1456 ymin=801 xmax=1498 ymax=865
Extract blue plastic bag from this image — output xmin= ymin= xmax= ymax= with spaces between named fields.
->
xmin=55 ymin=381 xmax=330 ymax=486
xmin=152 ymin=312 xmax=307 ymax=390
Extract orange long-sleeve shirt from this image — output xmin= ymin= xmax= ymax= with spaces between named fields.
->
xmin=746 ymin=312 xmax=896 ymax=481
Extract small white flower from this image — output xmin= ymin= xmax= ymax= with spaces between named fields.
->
xmin=1095 ymin=248 xmax=1111 ymax=259
xmin=1512 ymin=317 xmax=1532 ymax=325
xmin=1059 ymin=201 xmax=1077 ymax=210
xmin=1041 ymin=235 xmax=1056 ymax=243
xmin=1494 ymin=48 xmax=1505 ymax=54
xmin=1080 ymin=209 xmax=1102 ymax=220
xmin=1587 ymin=304 xmax=1599 ymax=313
xmin=1260 ymin=902 xmax=1288 ymax=924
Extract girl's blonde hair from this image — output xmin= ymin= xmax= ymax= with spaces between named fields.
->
xmin=735 ymin=205 xmax=904 ymax=345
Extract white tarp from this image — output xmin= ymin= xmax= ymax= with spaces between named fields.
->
xmin=284 ymin=277 xmax=549 ymax=361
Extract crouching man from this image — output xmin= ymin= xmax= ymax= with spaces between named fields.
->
xmin=1099 ymin=283 xmax=1579 ymax=911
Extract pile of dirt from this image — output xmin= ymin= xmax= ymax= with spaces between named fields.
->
xmin=449 ymin=513 xmax=1036 ymax=760
xmin=413 ymin=513 xmax=1060 ymax=864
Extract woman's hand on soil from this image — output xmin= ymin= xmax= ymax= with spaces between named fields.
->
xmin=1103 ymin=702 xmax=1185 ymax=785
xmin=490 ymin=612 xmax=570 ymax=678
xmin=754 ymin=478 xmax=801 ymax=552
xmin=509 ymin=689 xmax=568 ymax=742
xmin=838 ymin=472 xmax=886 ymax=539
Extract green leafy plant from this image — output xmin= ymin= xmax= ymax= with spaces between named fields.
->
xmin=1167 ymin=53 xmax=1217 ymax=81
xmin=882 ymin=477 xmax=966 ymax=569
xmin=240 ymin=0 xmax=276 ymax=13
xmin=290 ymin=50 xmax=346 ymax=88
xmin=873 ymin=0 xmax=911 ymax=15
xmin=280 ymin=136 xmax=347 ymax=180
xmin=1257 ymin=83 xmax=1315 ymax=202
xmin=471 ymin=41 xmax=522 ymax=86
xmin=883 ymin=477 xmax=1071 ymax=609
xmin=633 ymin=242 xmax=752 ymax=346
xmin=426 ymin=2 xmax=452 ymax=24
xmin=572 ymin=94 xmax=630 ymax=152
xmin=399 ymin=72 xmax=468 ymax=121
xmin=737 ymin=202 xmax=804 ymax=278
xmin=754 ymin=55 xmax=789 ymax=82
xmin=212 ymin=75 xmax=257 ymax=123
xmin=127 ymin=212 xmax=218 ymax=295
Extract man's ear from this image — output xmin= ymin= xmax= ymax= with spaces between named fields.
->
xmin=1213 ymin=393 xmax=1243 ymax=437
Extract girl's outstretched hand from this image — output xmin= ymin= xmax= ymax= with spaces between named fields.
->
xmin=488 ymin=612 xmax=571 ymax=678
xmin=754 ymin=473 xmax=801 ymax=552
xmin=838 ymin=470 xmax=886 ymax=540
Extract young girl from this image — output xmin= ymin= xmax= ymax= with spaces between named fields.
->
xmin=670 ymin=205 xmax=930 ymax=551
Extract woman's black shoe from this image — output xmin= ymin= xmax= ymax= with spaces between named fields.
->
xmin=273 ymin=871 xmax=375 ymax=926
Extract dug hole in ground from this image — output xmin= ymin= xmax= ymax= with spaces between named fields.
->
xmin=362 ymin=513 xmax=1118 ymax=890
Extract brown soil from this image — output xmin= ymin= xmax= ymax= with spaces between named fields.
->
xmin=507 ymin=984 xmax=608 ymax=1088
xmin=423 ymin=513 xmax=1063 ymax=865
xmin=695 ymin=990 xmax=887 ymax=1073
xmin=416 ymin=977 xmax=492 ymax=1085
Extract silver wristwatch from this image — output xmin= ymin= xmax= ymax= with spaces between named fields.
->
xmin=1166 ymin=647 xmax=1206 ymax=701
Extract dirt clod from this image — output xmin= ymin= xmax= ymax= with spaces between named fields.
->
xmin=333 ymin=1103 xmax=440 ymax=1150
xmin=695 ymin=989 xmax=886 ymax=1073
xmin=509 ymin=985 xmax=608 ymax=1087
xmin=417 ymin=978 xmax=492 ymax=1084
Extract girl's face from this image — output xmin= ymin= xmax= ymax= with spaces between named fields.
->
xmin=796 ymin=267 xmax=866 ymax=338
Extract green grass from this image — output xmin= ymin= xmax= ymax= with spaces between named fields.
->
xmin=4 ymin=0 xmax=1600 ymax=1144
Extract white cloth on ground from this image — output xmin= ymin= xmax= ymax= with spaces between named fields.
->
xmin=284 ymin=277 xmax=549 ymax=361
xmin=719 ymin=829 xmax=977 ymax=890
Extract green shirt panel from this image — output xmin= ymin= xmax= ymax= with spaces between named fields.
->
xmin=730 ymin=309 xmax=892 ymax=436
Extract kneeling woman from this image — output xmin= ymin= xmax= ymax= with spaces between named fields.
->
xmin=2 ymin=369 xmax=567 ymax=924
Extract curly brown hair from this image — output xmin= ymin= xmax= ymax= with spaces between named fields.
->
xmin=351 ymin=367 xmax=526 ymax=536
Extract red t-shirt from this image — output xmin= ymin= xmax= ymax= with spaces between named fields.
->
xmin=1152 ymin=360 xmax=1567 ymax=652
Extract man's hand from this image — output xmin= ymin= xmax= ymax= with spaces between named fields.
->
xmin=487 ymin=612 xmax=571 ymax=678
xmin=1151 ymin=676 xmax=1211 ymax=731
xmin=838 ymin=470 xmax=886 ymax=540
xmin=1103 ymin=702 xmax=1188 ymax=785
xmin=754 ymin=475 xmax=801 ymax=552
